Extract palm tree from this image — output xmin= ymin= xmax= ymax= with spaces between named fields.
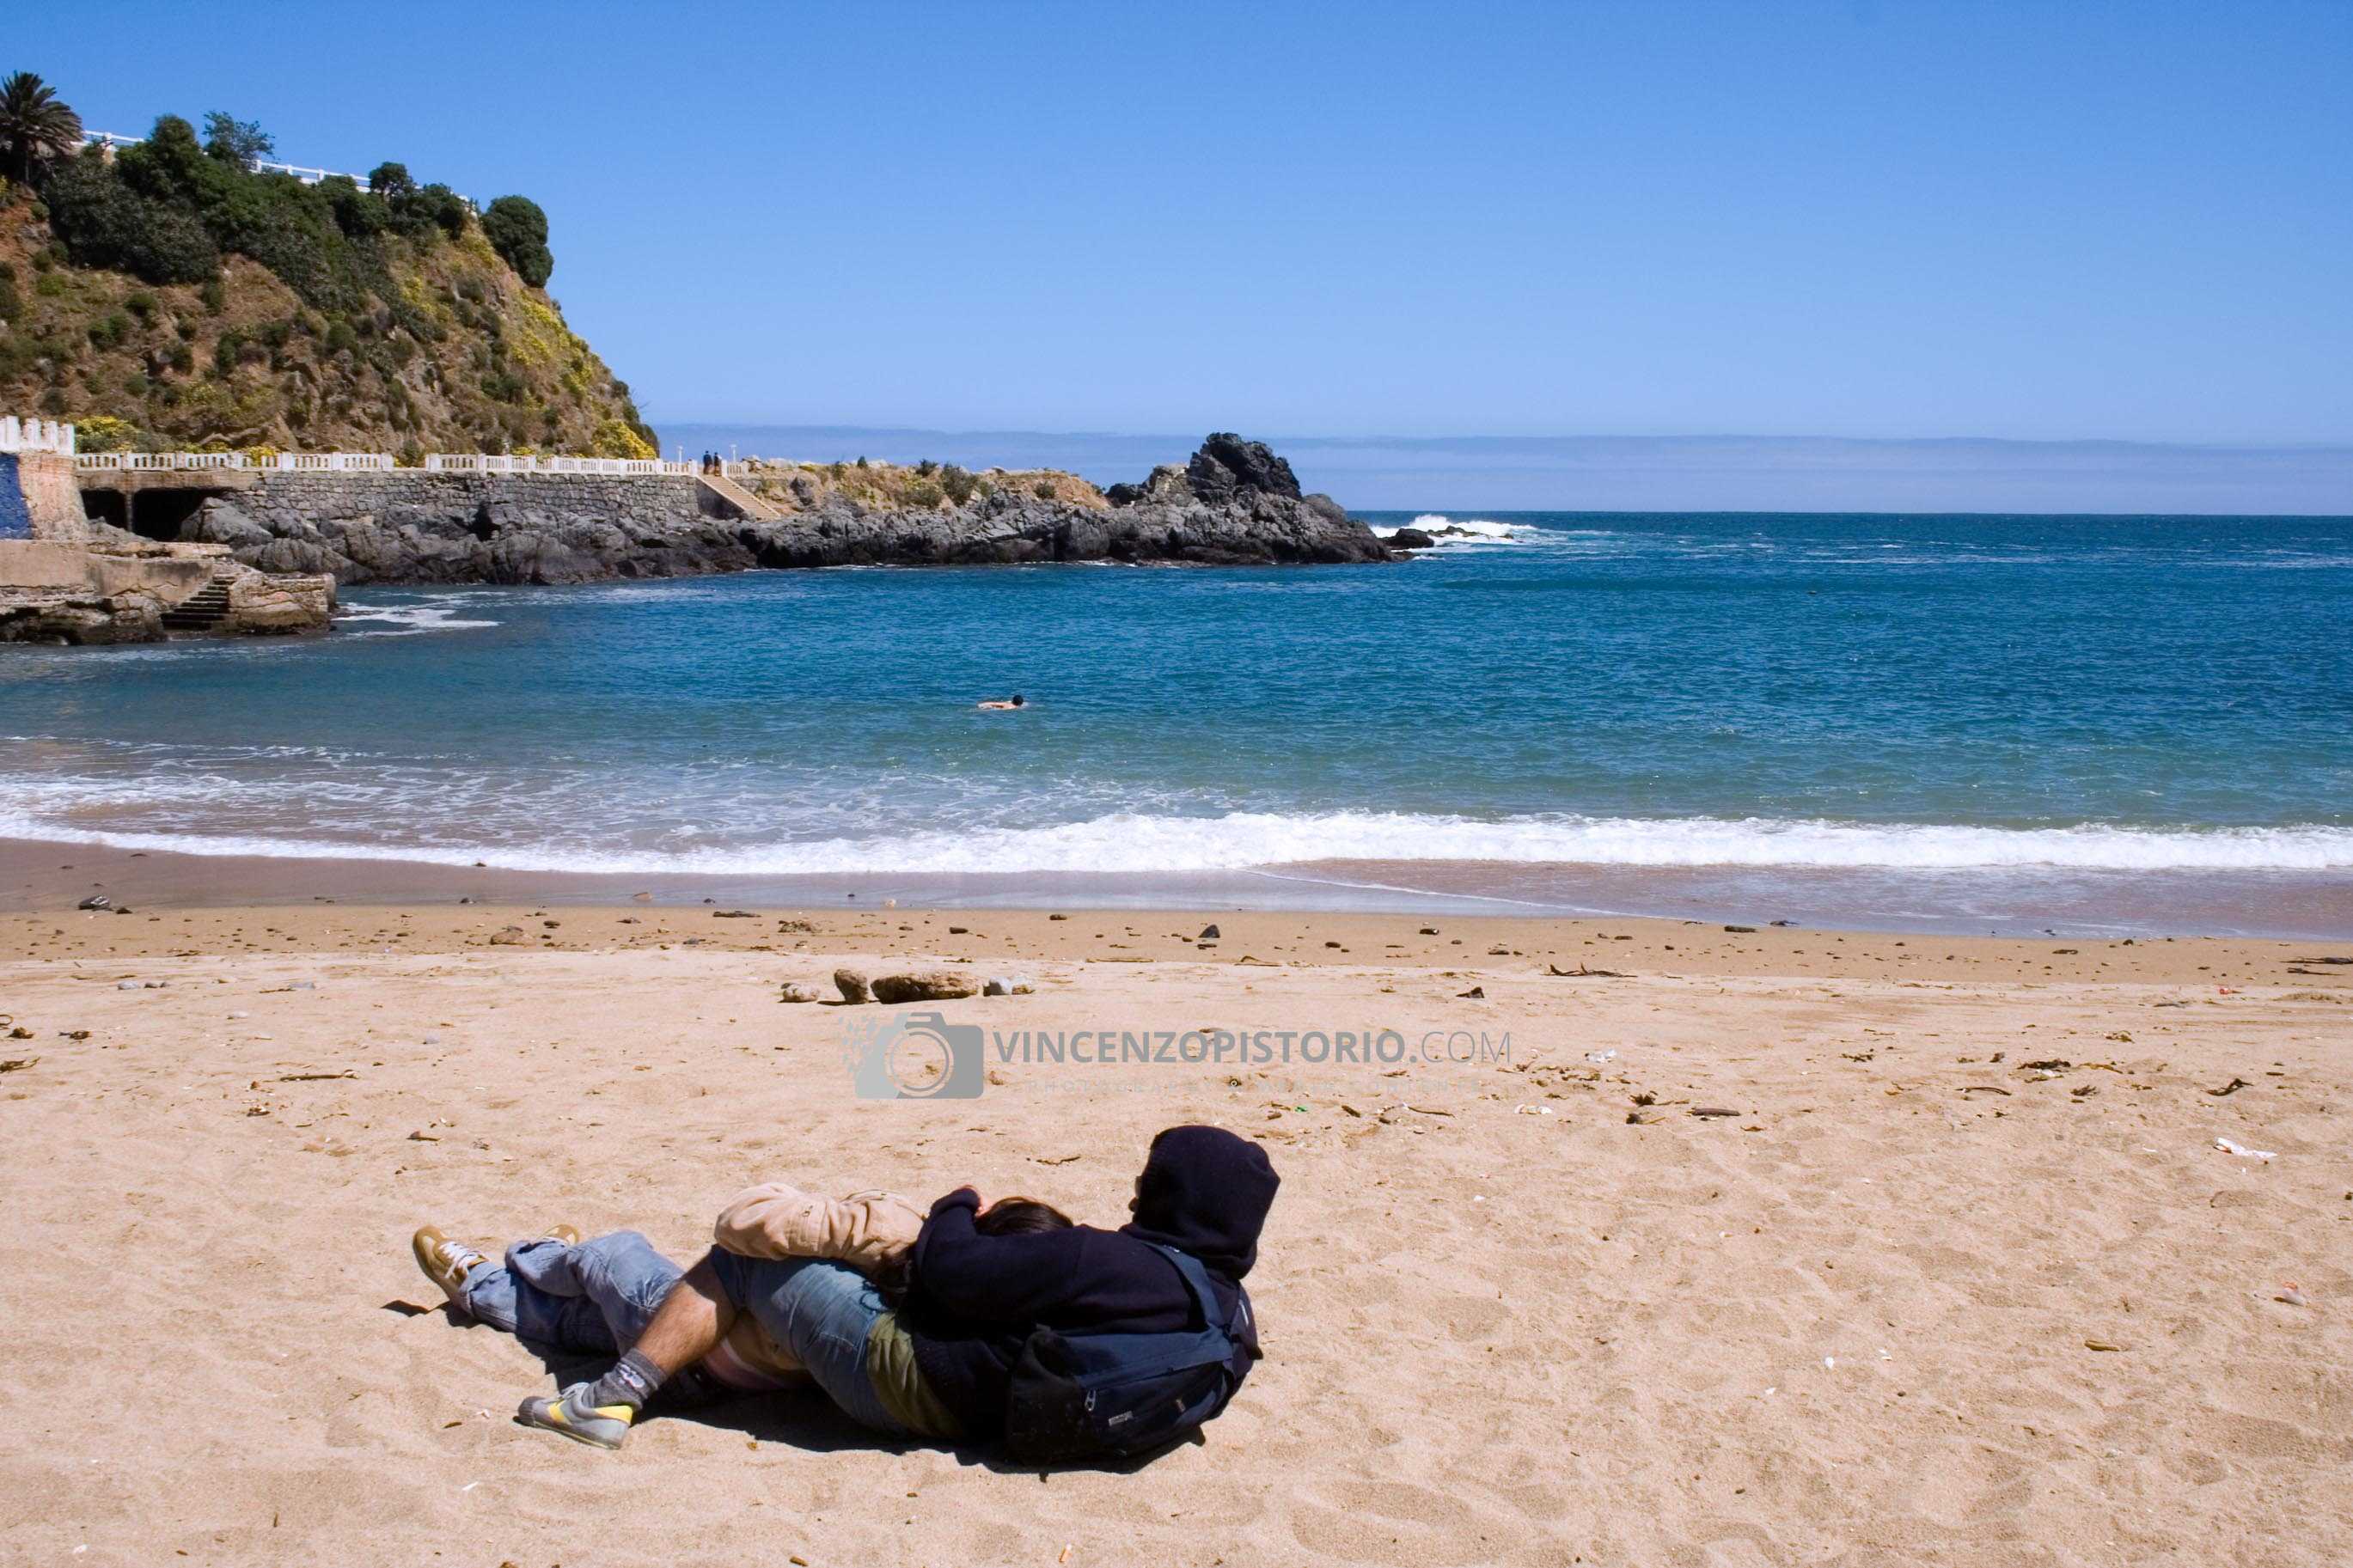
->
xmin=0 ymin=71 xmax=84 ymax=186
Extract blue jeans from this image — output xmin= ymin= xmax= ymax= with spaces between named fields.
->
xmin=460 ymin=1230 xmax=681 ymax=1356
xmin=461 ymin=1233 xmax=908 ymax=1437
xmin=706 ymin=1251 xmax=908 ymax=1436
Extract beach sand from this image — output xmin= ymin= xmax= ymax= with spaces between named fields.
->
xmin=2 ymin=884 xmax=2349 ymax=1565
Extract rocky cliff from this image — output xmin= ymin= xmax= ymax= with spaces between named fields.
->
xmin=182 ymin=435 xmax=1392 ymax=585
xmin=1 ymin=121 xmax=653 ymax=461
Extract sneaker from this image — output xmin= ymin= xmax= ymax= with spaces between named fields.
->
xmin=412 ymin=1225 xmax=490 ymax=1307
xmin=543 ymin=1223 xmax=582 ymax=1247
xmin=516 ymin=1384 xmax=634 ymax=1450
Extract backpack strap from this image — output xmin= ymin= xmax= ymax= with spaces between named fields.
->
xmin=1151 ymin=1243 xmax=1226 ymax=1327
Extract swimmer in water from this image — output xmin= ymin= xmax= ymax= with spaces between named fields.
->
xmin=976 ymin=694 xmax=1027 ymax=711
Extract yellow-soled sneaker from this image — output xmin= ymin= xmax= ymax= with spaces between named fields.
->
xmin=517 ymin=1384 xmax=635 ymax=1449
xmin=411 ymin=1225 xmax=490 ymax=1308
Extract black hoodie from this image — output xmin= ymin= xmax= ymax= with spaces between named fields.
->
xmin=901 ymin=1126 xmax=1280 ymax=1439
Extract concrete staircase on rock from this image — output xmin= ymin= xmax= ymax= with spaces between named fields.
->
xmin=161 ymin=571 xmax=235 ymax=633
xmin=696 ymin=471 xmax=782 ymax=522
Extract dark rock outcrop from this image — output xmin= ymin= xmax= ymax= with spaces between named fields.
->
xmin=1387 ymin=528 xmax=1437 ymax=550
xmin=178 ymin=436 xmax=1391 ymax=585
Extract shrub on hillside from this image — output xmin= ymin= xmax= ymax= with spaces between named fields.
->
xmin=589 ymin=418 xmax=654 ymax=461
xmin=73 ymin=413 xmax=146 ymax=452
xmin=939 ymin=463 xmax=977 ymax=504
xmin=480 ymin=195 xmax=552 ymax=287
xmin=321 ymin=174 xmax=385 ymax=239
xmin=42 ymin=146 xmax=220 ymax=284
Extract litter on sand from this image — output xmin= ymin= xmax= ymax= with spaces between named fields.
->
xmin=2215 ymin=1137 xmax=2277 ymax=1161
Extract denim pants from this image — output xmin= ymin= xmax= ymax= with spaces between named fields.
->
xmin=461 ymin=1232 xmax=908 ymax=1437
xmin=460 ymin=1229 xmax=682 ymax=1356
xmin=706 ymin=1251 xmax=909 ymax=1436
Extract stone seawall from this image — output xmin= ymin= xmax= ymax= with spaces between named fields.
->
xmin=190 ymin=472 xmax=747 ymax=585
xmin=176 ymin=436 xmax=1391 ymax=585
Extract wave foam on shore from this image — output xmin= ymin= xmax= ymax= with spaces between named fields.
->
xmin=3 ymin=807 xmax=2344 ymax=876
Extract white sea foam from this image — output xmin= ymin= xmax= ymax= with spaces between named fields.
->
xmin=1372 ymin=515 xmax=1528 ymax=545
xmin=2 ymin=804 xmax=2344 ymax=876
xmin=334 ymin=600 xmax=499 ymax=638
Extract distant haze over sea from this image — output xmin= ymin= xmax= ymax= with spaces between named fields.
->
xmin=662 ymin=427 xmax=2353 ymax=516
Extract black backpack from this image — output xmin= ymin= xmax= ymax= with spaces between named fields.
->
xmin=1002 ymin=1244 xmax=1252 ymax=1464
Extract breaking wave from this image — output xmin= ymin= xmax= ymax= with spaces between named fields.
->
xmin=2 ymin=803 xmax=2344 ymax=876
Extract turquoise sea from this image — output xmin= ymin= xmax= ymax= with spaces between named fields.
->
xmin=4 ymin=511 xmax=2349 ymax=935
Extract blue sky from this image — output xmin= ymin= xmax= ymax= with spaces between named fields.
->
xmin=17 ymin=1 xmax=2351 ymax=454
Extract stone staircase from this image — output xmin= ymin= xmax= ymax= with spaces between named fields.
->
xmin=161 ymin=571 xmax=235 ymax=633
xmin=696 ymin=471 xmax=782 ymax=522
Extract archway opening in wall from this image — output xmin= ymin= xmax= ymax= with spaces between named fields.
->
xmin=129 ymin=487 xmax=224 ymax=541
xmin=81 ymin=489 xmax=131 ymax=530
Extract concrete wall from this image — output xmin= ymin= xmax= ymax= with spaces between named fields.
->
xmin=10 ymin=452 xmax=95 ymax=542
xmin=0 ymin=540 xmax=217 ymax=601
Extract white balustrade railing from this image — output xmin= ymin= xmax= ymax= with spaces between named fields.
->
xmin=74 ymin=451 xmax=391 ymax=473
xmin=425 ymin=454 xmax=696 ymax=478
xmin=68 ymin=448 xmax=688 ymax=479
xmin=1 ymin=416 xmax=76 ymax=456
xmin=282 ymin=453 xmax=392 ymax=472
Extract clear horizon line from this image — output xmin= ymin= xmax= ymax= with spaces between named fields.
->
xmin=654 ymin=422 xmax=2353 ymax=455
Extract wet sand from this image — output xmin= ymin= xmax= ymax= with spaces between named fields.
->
xmin=7 ymin=836 xmax=2350 ymax=939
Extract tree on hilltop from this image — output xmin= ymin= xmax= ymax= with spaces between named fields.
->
xmin=0 ymin=70 xmax=83 ymax=185
xmin=366 ymin=161 xmax=415 ymax=200
xmin=202 ymin=111 xmax=275 ymax=168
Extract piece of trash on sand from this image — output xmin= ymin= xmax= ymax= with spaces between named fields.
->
xmin=1513 ymin=1103 xmax=1555 ymax=1115
xmin=2206 ymin=1077 xmax=2252 ymax=1096
xmin=1691 ymin=1107 xmax=1741 ymax=1118
xmin=2084 ymin=1339 xmax=2124 ymax=1352
xmin=1585 ymin=1049 xmax=1617 ymax=1064
xmin=2215 ymin=1137 xmax=2277 ymax=1160
xmin=2273 ymin=1284 xmax=2310 ymax=1307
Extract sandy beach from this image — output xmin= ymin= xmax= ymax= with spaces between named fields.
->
xmin=3 ymin=876 xmax=2348 ymax=1566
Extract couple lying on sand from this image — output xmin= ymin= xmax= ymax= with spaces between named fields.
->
xmin=409 ymin=1125 xmax=1278 ymax=1461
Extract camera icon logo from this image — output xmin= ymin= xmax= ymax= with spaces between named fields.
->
xmin=842 ymin=1010 xmax=987 ymax=1100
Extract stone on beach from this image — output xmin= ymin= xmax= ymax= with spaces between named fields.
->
xmin=833 ymin=968 xmax=871 ymax=1004
xmin=871 ymin=971 xmax=981 ymax=1003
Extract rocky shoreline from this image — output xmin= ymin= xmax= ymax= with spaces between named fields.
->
xmin=182 ymin=435 xmax=1393 ymax=587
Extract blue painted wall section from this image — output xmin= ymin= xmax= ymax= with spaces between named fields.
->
xmin=0 ymin=455 xmax=33 ymax=539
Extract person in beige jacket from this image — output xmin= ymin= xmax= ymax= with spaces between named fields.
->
xmin=699 ymin=1185 xmax=928 ymax=1389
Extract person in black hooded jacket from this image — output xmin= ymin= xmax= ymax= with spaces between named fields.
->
xmin=500 ymin=1124 xmax=1277 ymax=1451
xmin=901 ymin=1123 xmax=1279 ymax=1439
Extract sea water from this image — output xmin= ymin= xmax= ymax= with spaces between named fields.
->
xmin=3 ymin=511 xmax=2347 ymax=934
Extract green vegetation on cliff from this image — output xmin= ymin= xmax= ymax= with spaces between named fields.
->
xmin=730 ymin=455 xmax=1108 ymax=514
xmin=0 ymin=73 xmax=655 ymax=460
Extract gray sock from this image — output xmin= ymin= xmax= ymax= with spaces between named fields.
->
xmin=584 ymin=1349 xmax=667 ymax=1411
